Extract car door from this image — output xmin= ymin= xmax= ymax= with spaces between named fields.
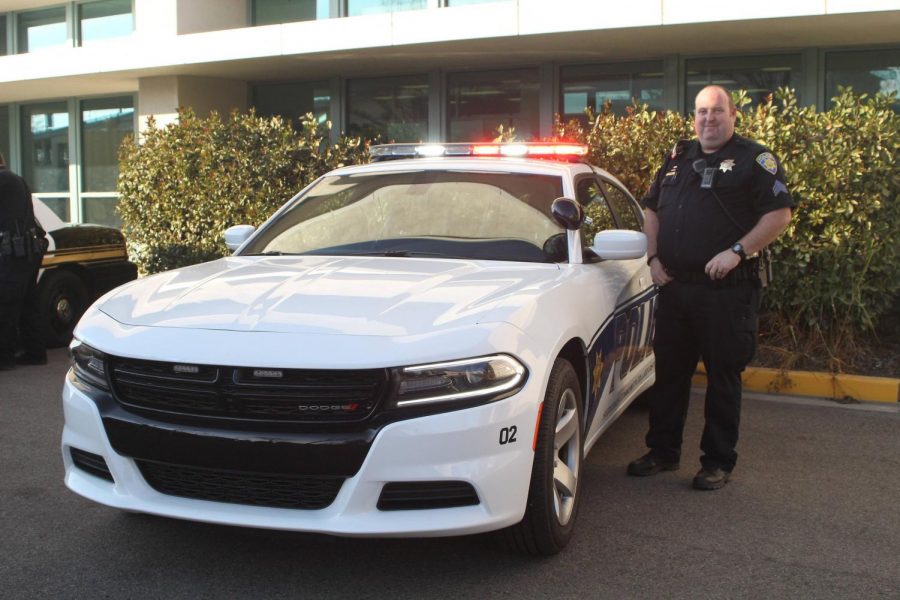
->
xmin=575 ymin=175 xmax=656 ymax=448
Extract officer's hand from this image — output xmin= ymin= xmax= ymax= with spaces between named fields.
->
xmin=650 ymin=257 xmax=673 ymax=287
xmin=704 ymin=250 xmax=742 ymax=280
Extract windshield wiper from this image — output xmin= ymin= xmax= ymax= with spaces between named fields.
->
xmin=345 ymin=250 xmax=462 ymax=259
xmin=244 ymin=251 xmax=294 ymax=256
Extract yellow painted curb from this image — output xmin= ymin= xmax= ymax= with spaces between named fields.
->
xmin=692 ymin=365 xmax=899 ymax=404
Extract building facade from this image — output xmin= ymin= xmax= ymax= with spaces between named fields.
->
xmin=1 ymin=0 xmax=898 ymax=226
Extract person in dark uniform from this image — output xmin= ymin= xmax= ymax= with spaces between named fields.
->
xmin=0 ymin=152 xmax=47 ymax=370
xmin=627 ymin=85 xmax=794 ymax=490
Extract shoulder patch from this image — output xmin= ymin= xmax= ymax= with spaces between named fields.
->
xmin=755 ymin=152 xmax=777 ymax=175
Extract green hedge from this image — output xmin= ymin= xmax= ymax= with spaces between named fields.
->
xmin=556 ymin=88 xmax=899 ymax=344
xmin=117 ymin=108 xmax=368 ymax=274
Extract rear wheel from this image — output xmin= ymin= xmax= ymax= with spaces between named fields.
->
xmin=37 ymin=269 xmax=89 ymax=347
xmin=500 ymin=358 xmax=584 ymax=555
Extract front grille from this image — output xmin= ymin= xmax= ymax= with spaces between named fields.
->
xmin=107 ymin=356 xmax=389 ymax=424
xmin=377 ymin=481 xmax=480 ymax=511
xmin=136 ymin=460 xmax=344 ymax=509
xmin=70 ymin=448 xmax=114 ymax=482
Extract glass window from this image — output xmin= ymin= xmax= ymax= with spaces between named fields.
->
xmin=685 ymin=54 xmax=802 ymax=108
xmin=601 ymin=182 xmax=641 ymax=232
xmin=39 ymin=198 xmax=70 ymax=222
xmin=21 ymin=102 xmax=70 ymax=194
xmin=252 ymin=81 xmax=331 ymax=126
xmin=447 ymin=68 xmax=540 ymax=142
xmin=82 ymin=197 xmax=120 ymax=227
xmin=17 ymin=7 xmax=68 ymax=53
xmin=79 ymin=0 xmax=133 ymax=46
xmin=81 ymin=96 xmax=134 ymax=192
xmin=347 ymin=0 xmax=426 ymax=17
xmin=253 ymin=0 xmax=326 ymax=24
xmin=242 ymin=170 xmax=564 ymax=263
xmin=0 ymin=106 xmax=9 ymax=166
xmin=577 ymin=178 xmax=616 ymax=248
xmin=346 ymin=75 xmax=428 ymax=142
xmin=561 ymin=63 xmax=664 ymax=123
xmin=826 ymin=49 xmax=900 ymax=110
xmin=1 ymin=15 xmax=8 ymax=56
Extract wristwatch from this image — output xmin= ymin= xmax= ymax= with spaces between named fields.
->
xmin=730 ymin=242 xmax=747 ymax=260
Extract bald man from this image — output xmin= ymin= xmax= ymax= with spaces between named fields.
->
xmin=629 ymin=86 xmax=794 ymax=490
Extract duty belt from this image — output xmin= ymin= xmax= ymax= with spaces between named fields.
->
xmin=668 ymin=260 xmax=760 ymax=287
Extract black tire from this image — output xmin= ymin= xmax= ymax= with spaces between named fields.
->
xmin=499 ymin=358 xmax=584 ymax=556
xmin=37 ymin=269 xmax=90 ymax=348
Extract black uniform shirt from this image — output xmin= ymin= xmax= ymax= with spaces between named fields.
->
xmin=642 ymin=134 xmax=795 ymax=272
xmin=0 ymin=166 xmax=39 ymax=235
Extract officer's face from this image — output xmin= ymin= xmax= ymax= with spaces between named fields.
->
xmin=694 ymin=87 xmax=736 ymax=153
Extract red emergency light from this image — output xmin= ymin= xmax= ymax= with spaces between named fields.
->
xmin=370 ymin=142 xmax=589 ymax=162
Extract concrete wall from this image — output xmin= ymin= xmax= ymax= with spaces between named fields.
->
xmin=135 ymin=0 xmax=247 ymax=38
xmin=138 ymin=75 xmax=248 ymax=132
xmin=135 ymin=0 xmax=177 ymax=38
xmin=176 ymin=0 xmax=248 ymax=34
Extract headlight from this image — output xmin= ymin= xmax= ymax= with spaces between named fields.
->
xmin=69 ymin=339 xmax=109 ymax=391
xmin=390 ymin=354 xmax=527 ymax=408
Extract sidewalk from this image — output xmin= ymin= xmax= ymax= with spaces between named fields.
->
xmin=693 ymin=364 xmax=899 ymax=404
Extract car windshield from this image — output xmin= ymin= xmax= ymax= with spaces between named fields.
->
xmin=240 ymin=169 xmax=567 ymax=262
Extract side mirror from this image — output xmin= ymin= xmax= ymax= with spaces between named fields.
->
xmin=550 ymin=198 xmax=584 ymax=231
xmin=224 ymin=225 xmax=256 ymax=252
xmin=591 ymin=230 xmax=647 ymax=260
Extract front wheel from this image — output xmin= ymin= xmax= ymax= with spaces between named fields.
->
xmin=500 ymin=358 xmax=584 ymax=556
xmin=37 ymin=269 xmax=90 ymax=347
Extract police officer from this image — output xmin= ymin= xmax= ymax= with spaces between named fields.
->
xmin=627 ymin=85 xmax=794 ymax=490
xmin=0 ymin=152 xmax=47 ymax=370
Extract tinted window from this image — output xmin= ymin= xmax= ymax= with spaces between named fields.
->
xmin=561 ymin=62 xmax=664 ymax=123
xmin=347 ymin=0 xmax=426 ymax=17
xmin=0 ymin=15 xmax=7 ymax=56
xmin=685 ymin=54 xmax=802 ymax=107
xmin=0 ymin=105 xmax=9 ymax=165
xmin=253 ymin=0 xmax=325 ymax=24
xmin=17 ymin=7 xmax=67 ymax=53
xmin=79 ymin=0 xmax=133 ymax=46
xmin=447 ymin=69 xmax=540 ymax=142
xmin=252 ymin=81 xmax=331 ymax=126
xmin=601 ymin=182 xmax=642 ymax=231
xmin=347 ymin=75 xmax=429 ymax=142
xmin=81 ymin=96 xmax=134 ymax=192
xmin=22 ymin=102 xmax=69 ymax=193
xmin=826 ymin=49 xmax=900 ymax=111
xmin=576 ymin=177 xmax=615 ymax=247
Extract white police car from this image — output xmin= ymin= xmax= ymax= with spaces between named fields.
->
xmin=61 ymin=143 xmax=656 ymax=555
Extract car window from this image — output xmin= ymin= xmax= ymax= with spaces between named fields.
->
xmin=575 ymin=177 xmax=616 ymax=247
xmin=601 ymin=181 xmax=643 ymax=232
xmin=242 ymin=170 xmax=566 ymax=262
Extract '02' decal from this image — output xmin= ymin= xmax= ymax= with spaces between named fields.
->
xmin=498 ymin=426 xmax=518 ymax=445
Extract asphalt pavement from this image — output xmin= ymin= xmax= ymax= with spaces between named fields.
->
xmin=1 ymin=348 xmax=898 ymax=599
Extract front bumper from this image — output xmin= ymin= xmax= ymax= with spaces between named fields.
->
xmin=61 ymin=370 xmax=541 ymax=537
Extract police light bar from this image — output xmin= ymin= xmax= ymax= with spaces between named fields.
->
xmin=370 ymin=143 xmax=589 ymax=162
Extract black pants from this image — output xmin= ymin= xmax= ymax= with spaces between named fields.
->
xmin=0 ymin=257 xmax=44 ymax=363
xmin=645 ymin=279 xmax=761 ymax=472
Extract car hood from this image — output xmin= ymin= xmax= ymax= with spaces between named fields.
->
xmin=99 ymin=255 xmax=562 ymax=337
